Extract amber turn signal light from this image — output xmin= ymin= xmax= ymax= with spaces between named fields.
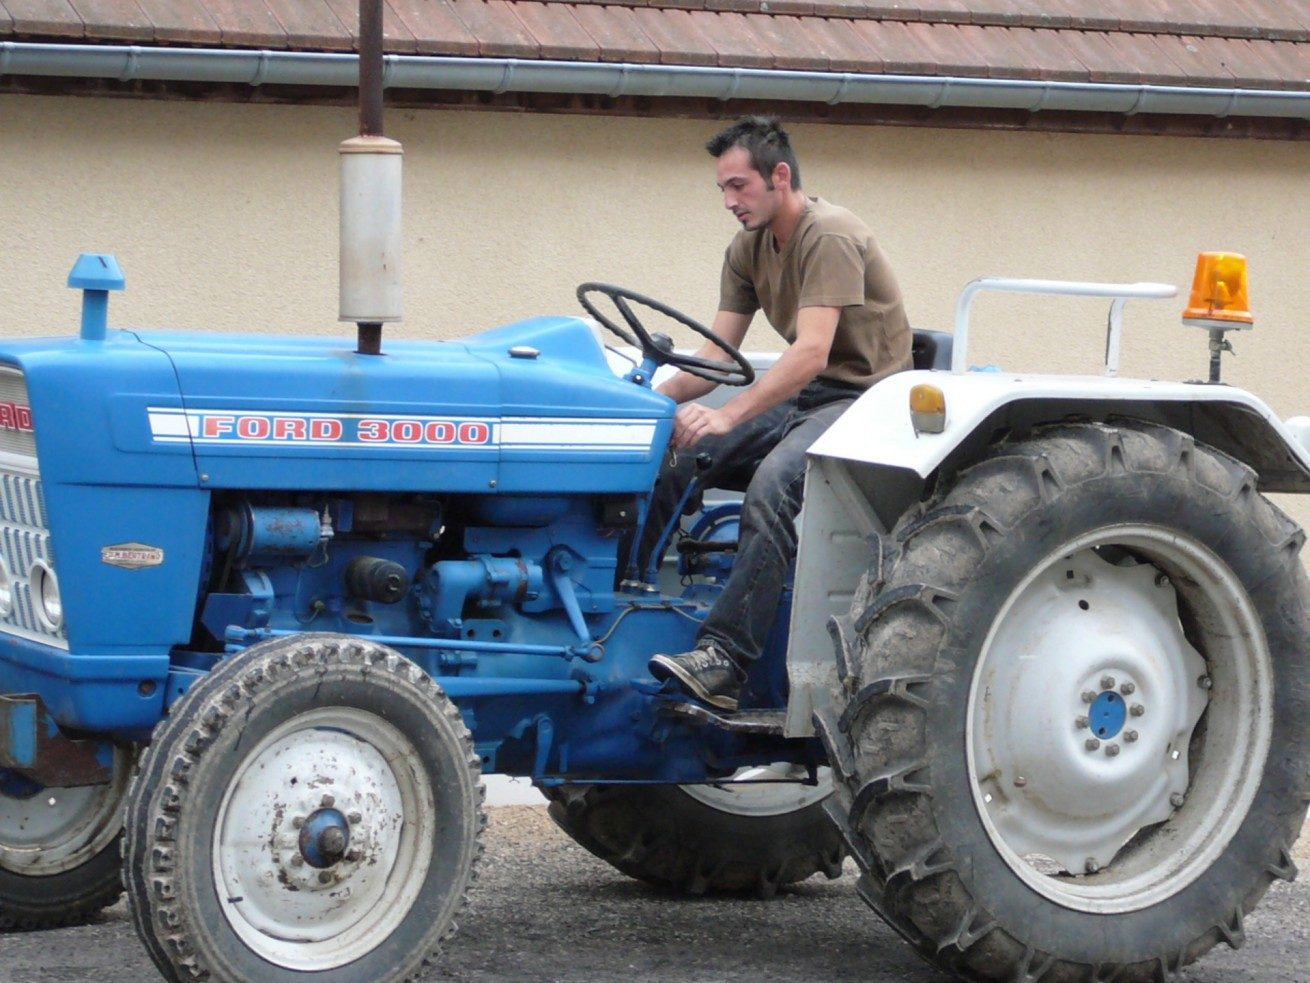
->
xmin=1183 ymin=252 xmax=1253 ymax=329
xmin=910 ymin=383 xmax=946 ymax=435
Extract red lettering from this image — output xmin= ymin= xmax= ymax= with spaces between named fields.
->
xmin=358 ymin=419 xmax=388 ymax=442
xmin=310 ymin=419 xmax=342 ymax=441
xmin=458 ymin=422 xmax=490 ymax=444
xmin=391 ymin=420 xmax=422 ymax=443
xmin=202 ymin=415 xmax=234 ymax=438
xmin=425 ymin=421 xmax=454 ymax=444
xmin=15 ymin=406 xmax=32 ymax=432
xmin=237 ymin=416 xmax=270 ymax=439
xmin=273 ymin=418 xmax=307 ymax=440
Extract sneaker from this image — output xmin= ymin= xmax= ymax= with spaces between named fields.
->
xmin=649 ymin=643 xmax=742 ymax=711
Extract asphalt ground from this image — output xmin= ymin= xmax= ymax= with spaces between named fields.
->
xmin=3 ymin=806 xmax=1310 ymax=982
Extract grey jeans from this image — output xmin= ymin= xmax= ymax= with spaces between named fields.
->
xmin=641 ymin=379 xmax=858 ymax=669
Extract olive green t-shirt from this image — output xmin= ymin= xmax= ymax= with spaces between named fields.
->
xmin=719 ymin=197 xmax=912 ymax=389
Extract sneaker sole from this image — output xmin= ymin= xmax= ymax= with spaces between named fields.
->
xmin=649 ymin=654 xmax=739 ymax=711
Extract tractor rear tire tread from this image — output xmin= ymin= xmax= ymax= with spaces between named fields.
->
xmin=823 ymin=421 xmax=1310 ymax=982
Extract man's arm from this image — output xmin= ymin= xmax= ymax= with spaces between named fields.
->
xmin=672 ymin=305 xmax=839 ymax=449
xmin=655 ymin=309 xmax=753 ymax=405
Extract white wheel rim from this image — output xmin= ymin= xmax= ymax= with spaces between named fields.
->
xmin=682 ymin=764 xmax=832 ymax=816
xmin=0 ymin=747 xmax=128 ymax=875
xmin=966 ymin=526 xmax=1272 ymax=913
xmin=213 ymin=707 xmax=435 ymax=971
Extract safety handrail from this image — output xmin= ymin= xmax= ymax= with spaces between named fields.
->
xmin=951 ymin=278 xmax=1178 ymax=376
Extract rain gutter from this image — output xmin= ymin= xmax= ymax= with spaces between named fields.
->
xmin=2 ymin=41 xmax=1308 ymax=120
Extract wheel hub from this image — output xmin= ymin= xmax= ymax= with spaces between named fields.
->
xmin=971 ymin=548 xmax=1207 ymax=874
xmin=214 ymin=708 xmax=435 ymax=967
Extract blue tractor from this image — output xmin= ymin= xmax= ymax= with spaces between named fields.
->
xmin=5 ymin=24 xmax=1310 ymax=979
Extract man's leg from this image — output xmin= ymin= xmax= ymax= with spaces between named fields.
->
xmin=650 ymin=390 xmax=855 ymax=708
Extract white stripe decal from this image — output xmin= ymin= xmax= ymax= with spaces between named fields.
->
xmin=147 ymin=408 xmax=659 ymax=451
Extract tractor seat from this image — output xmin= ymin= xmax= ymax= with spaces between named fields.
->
xmin=912 ymin=329 xmax=953 ymax=371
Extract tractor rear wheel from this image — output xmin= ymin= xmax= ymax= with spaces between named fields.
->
xmin=0 ymin=746 xmax=132 ymax=930
xmin=124 ymin=633 xmax=483 ymax=981
xmin=545 ymin=766 xmax=844 ymax=898
xmin=818 ymin=421 xmax=1310 ymax=981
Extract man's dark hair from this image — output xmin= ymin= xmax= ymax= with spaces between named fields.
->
xmin=706 ymin=116 xmax=801 ymax=190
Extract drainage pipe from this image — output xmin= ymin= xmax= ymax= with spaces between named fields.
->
xmin=1 ymin=42 xmax=1308 ymax=120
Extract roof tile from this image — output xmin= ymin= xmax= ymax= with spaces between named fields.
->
xmin=389 ymin=0 xmax=477 ymax=56
xmin=802 ymin=16 xmax=883 ymax=72
xmin=850 ymin=18 xmax=938 ymax=74
xmin=67 ymin=0 xmax=151 ymax=40
xmin=808 ymin=0 xmax=882 ymax=18
xmin=1003 ymin=23 xmax=1088 ymax=81
xmin=263 ymin=0 xmax=351 ymax=50
xmin=446 ymin=0 xmax=539 ymax=58
xmin=898 ymin=21 xmax=991 ymax=76
xmin=1235 ymin=0 xmax=1310 ymax=41
xmin=570 ymin=3 xmax=661 ymax=62
xmin=1101 ymin=30 xmax=1189 ymax=86
xmin=205 ymin=0 xmax=288 ymax=48
xmin=1249 ymin=38 xmax=1310 ymax=88
xmin=323 ymin=0 xmax=419 ymax=52
xmin=742 ymin=13 xmax=828 ymax=70
xmin=630 ymin=7 xmax=717 ymax=66
xmin=702 ymin=11 xmax=775 ymax=68
xmin=1203 ymin=37 xmax=1299 ymax=89
xmin=1151 ymin=34 xmax=1237 ymax=88
xmin=134 ymin=0 xmax=221 ymax=44
xmin=3 ymin=0 xmax=84 ymax=37
xmin=510 ymin=1 xmax=598 ymax=60
xmin=1055 ymin=29 xmax=1147 ymax=85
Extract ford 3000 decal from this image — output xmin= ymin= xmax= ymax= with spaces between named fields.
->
xmin=146 ymin=408 xmax=657 ymax=451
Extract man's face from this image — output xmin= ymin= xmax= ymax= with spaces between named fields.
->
xmin=716 ymin=146 xmax=784 ymax=232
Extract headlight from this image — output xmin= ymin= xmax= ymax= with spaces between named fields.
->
xmin=30 ymin=560 xmax=62 ymax=632
xmin=0 ymin=555 xmax=12 ymax=618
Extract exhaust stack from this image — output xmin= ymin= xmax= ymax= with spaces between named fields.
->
xmin=339 ymin=0 xmax=401 ymax=355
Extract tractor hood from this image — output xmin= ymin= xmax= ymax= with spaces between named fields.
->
xmin=4 ymin=316 xmax=672 ymax=495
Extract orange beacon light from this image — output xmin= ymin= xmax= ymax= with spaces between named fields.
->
xmin=1182 ymin=252 xmax=1252 ymax=382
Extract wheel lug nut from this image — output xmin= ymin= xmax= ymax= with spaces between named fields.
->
xmin=318 ymin=870 xmax=333 ymax=884
xmin=1124 ymin=730 xmax=1138 ymax=743
xmin=1081 ymin=691 xmax=1096 ymax=704
xmin=291 ymin=816 xmax=304 ymax=829
xmin=1075 ymin=716 xmax=1090 ymax=729
xmin=1085 ymin=858 xmax=1100 ymax=874
xmin=1197 ymin=675 xmax=1212 ymax=690
xmin=290 ymin=855 xmax=304 ymax=868
xmin=1119 ymin=682 xmax=1135 ymax=695
xmin=1130 ymin=704 xmax=1145 ymax=717
xmin=1105 ymin=743 xmax=1120 ymax=757
xmin=320 ymin=793 xmax=335 ymax=808
xmin=1170 ymin=792 xmax=1186 ymax=808
xmin=348 ymin=811 xmax=362 ymax=824
xmin=1100 ymin=675 xmax=1116 ymax=690
xmin=1085 ymin=738 xmax=1101 ymax=751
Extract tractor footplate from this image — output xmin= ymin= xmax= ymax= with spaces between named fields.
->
xmin=663 ymin=701 xmax=786 ymax=735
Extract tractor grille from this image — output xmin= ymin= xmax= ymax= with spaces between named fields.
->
xmin=0 ymin=369 xmax=65 ymax=649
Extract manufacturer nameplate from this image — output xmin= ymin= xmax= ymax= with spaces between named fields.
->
xmin=101 ymin=543 xmax=165 ymax=569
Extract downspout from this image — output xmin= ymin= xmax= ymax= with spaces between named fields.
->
xmin=1 ymin=42 xmax=1308 ymax=120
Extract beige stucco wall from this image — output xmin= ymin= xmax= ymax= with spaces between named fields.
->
xmin=1 ymin=95 xmax=1308 ymax=472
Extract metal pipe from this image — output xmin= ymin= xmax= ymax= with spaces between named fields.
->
xmin=2 ymin=43 xmax=1308 ymax=121
xmin=358 ymin=0 xmax=384 ymax=138
xmin=952 ymin=278 xmax=1177 ymax=375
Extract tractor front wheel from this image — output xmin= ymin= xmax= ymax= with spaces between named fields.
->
xmin=124 ymin=633 xmax=483 ymax=981
xmin=819 ymin=422 xmax=1310 ymax=980
xmin=0 ymin=746 xmax=132 ymax=930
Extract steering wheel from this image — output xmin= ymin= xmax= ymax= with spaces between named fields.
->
xmin=577 ymin=283 xmax=755 ymax=387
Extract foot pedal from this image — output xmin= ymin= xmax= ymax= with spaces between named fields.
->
xmin=664 ymin=701 xmax=786 ymax=735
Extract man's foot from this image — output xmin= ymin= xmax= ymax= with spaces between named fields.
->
xmin=649 ymin=643 xmax=742 ymax=711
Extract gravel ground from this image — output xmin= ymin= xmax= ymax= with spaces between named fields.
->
xmin=3 ymin=806 xmax=1310 ymax=982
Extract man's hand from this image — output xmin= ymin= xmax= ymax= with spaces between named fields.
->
xmin=673 ymin=402 xmax=736 ymax=449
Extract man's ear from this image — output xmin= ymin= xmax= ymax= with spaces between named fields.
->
xmin=771 ymin=161 xmax=791 ymax=190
